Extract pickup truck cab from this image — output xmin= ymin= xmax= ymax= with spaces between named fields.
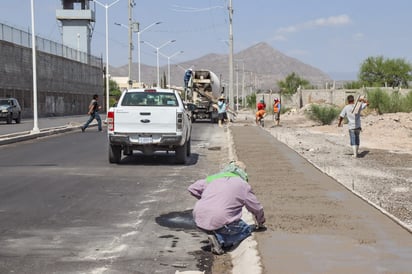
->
xmin=107 ymin=88 xmax=192 ymax=164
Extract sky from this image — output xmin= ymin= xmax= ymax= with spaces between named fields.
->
xmin=1 ymin=0 xmax=412 ymax=80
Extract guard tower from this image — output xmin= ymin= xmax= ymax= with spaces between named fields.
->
xmin=56 ymin=0 xmax=95 ymax=57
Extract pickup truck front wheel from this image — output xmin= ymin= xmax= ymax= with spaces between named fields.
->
xmin=175 ymin=142 xmax=187 ymax=164
xmin=109 ymin=145 xmax=122 ymax=164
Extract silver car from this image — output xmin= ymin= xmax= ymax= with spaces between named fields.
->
xmin=0 ymin=98 xmax=22 ymax=124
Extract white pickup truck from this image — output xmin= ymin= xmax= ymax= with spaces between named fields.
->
xmin=107 ymin=88 xmax=192 ymax=164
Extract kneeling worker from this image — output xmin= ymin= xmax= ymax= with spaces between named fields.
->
xmin=188 ymin=161 xmax=266 ymax=255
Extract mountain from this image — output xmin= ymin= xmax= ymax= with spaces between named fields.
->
xmin=110 ymin=42 xmax=332 ymax=90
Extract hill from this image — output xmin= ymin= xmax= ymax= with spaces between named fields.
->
xmin=110 ymin=42 xmax=332 ymax=90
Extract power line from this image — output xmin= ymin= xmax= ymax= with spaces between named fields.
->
xmin=170 ymin=4 xmax=224 ymax=12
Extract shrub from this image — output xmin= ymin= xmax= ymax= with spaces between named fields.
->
xmin=389 ymin=91 xmax=403 ymax=112
xmin=280 ymin=106 xmax=290 ymax=114
xmin=401 ymin=91 xmax=412 ymax=112
xmin=367 ymin=89 xmax=390 ymax=114
xmin=246 ymin=92 xmax=257 ymax=109
xmin=343 ymin=81 xmax=363 ymax=89
xmin=367 ymin=88 xmax=412 ymax=114
xmin=307 ymin=104 xmax=340 ymax=125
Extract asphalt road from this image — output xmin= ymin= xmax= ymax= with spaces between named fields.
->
xmin=0 ymin=122 xmax=228 ymax=274
xmin=0 ymin=115 xmax=89 ymax=135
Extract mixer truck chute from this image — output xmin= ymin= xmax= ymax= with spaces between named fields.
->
xmin=185 ymin=69 xmax=222 ymax=123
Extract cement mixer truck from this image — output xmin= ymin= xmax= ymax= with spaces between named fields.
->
xmin=185 ymin=69 xmax=223 ymax=123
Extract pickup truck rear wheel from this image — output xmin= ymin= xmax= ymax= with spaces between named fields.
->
xmin=175 ymin=143 xmax=187 ymax=164
xmin=109 ymin=145 xmax=122 ymax=164
xmin=186 ymin=138 xmax=191 ymax=156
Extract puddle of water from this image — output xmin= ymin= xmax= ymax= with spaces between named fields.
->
xmin=155 ymin=210 xmax=197 ymax=230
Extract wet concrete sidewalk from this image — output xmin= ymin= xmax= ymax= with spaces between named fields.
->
xmin=229 ymin=124 xmax=412 ymax=273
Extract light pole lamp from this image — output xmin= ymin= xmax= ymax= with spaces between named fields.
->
xmin=141 ymin=39 xmax=176 ymax=87
xmin=93 ymin=0 xmax=121 ymax=113
xmin=160 ymin=51 xmax=184 ymax=88
xmin=137 ymin=21 xmax=161 ymax=84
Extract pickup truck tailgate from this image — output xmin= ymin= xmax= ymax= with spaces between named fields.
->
xmin=113 ymin=107 xmax=178 ymax=133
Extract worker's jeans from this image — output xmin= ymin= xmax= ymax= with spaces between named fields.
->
xmin=349 ymin=128 xmax=361 ymax=146
xmin=214 ymin=219 xmax=252 ymax=248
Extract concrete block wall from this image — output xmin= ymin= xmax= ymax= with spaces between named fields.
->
xmin=0 ymin=40 xmax=103 ymax=118
xmin=257 ymin=89 xmax=351 ymax=110
xmin=258 ymin=88 xmax=411 ymax=112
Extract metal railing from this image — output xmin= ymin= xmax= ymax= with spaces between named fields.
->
xmin=0 ymin=22 xmax=101 ymax=67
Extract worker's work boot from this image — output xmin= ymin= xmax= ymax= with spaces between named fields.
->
xmin=208 ymin=235 xmax=224 ymax=255
xmin=352 ymin=145 xmax=358 ymax=158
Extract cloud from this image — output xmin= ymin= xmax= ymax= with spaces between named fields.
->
xmin=276 ymin=14 xmax=352 ymax=34
xmin=353 ymin=32 xmax=364 ymax=40
xmin=272 ymin=35 xmax=287 ymax=42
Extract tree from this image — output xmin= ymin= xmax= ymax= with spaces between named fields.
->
xmin=109 ymin=79 xmax=121 ymax=107
xmin=246 ymin=92 xmax=256 ymax=109
xmin=277 ymin=72 xmax=309 ymax=96
xmin=359 ymin=56 xmax=412 ymax=88
xmin=109 ymin=79 xmax=121 ymax=97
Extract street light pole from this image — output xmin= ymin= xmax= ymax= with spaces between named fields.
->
xmin=30 ymin=0 xmax=39 ymax=133
xmin=137 ymin=22 xmax=161 ymax=84
xmin=160 ymin=51 xmax=184 ymax=88
xmin=128 ymin=0 xmax=134 ymax=88
xmin=235 ymin=59 xmax=244 ymax=110
xmin=241 ymin=62 xmax=245 ymax=107
xmin=141 ymin=40 xmax=176 ymax=87
xmin=228 ymin=0 xmax=234 ymax=110
xmin=93 ymin=0 xmax=120 ymax=113
xmin=236 ymin=62 xmax=239 ymax=111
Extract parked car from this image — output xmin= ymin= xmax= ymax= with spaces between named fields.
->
xmin=0 ymin=98 xmax=22 ymax=124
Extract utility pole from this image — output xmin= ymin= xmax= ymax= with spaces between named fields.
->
xmin=242 ymin=62 xmax=245 ymax=107
xmin=228 ymin=0 xmax=234 ymax=110
xmin=236 ymin=61 xmax=239 ymax=111
xmin=128 ymin=0 xmax=134 ymax=88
